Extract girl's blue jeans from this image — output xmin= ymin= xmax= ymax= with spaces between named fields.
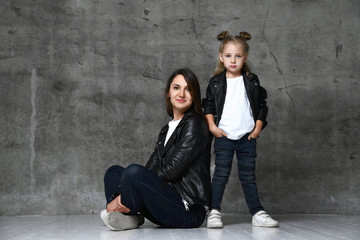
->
xmin=211 ymin=134 xmax=264 ymax=215
xmin=104 ymin=164 xmax=206 ymax=228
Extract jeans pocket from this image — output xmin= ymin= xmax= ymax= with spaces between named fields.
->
xmin=215 ymin=137 xmax=225 ymax=141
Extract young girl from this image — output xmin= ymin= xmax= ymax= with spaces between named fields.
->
xmin=202 ymin=31 xmax=279 ymax=228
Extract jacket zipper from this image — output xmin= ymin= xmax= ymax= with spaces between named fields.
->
xmin=213 ymin=81 xmax=219 ymax=125
xmin=182 ymin=199 xmax=190 ymax=211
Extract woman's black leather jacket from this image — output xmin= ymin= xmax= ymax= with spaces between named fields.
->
xmin=145 ymin=111 xmax=212 ymax=208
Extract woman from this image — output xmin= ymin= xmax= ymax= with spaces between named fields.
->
xmin=101 ymin=68 xmax=211 ymax=230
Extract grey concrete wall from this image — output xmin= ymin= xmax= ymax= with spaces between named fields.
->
xmin=0 ymin=0 xmax=359 ymax=216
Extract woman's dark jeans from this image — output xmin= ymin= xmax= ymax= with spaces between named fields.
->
xmin=211 ymin=134 xmax=264 ymax=215
xmin=104 ymin=164 xmax=206 ymax=228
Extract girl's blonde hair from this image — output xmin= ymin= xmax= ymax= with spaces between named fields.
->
xmin=213 ymin=31 xmax=252 ymax=76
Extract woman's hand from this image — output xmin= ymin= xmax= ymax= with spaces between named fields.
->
xmin=106 ymin=195 xmax=131 ymax=213
xmin=210 ymin=125 xmax=228 ymax=138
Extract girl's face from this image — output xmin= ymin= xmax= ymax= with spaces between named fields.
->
xmin=168 ymin=74 xmax=193 ymax=119
xmin=220 ymin=43 xmax=247 ymax=78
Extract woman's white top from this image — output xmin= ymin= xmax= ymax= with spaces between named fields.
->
xmin=218 ymin=76 xmax=255 ymax=140
xmin=164 ymin=118 xmax=182 ymax=146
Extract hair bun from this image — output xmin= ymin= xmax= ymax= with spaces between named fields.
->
xmin=217 ymin=31 xmax=229 ymax=41
xmin=239 ymin=32 xmax=251 ymax=41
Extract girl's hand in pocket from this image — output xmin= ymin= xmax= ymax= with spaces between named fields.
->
xmin=210 ymin=125 xmax=228 ymax=138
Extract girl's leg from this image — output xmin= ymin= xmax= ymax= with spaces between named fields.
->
xmin=235 ymin=135 xmax=264 ymax=215
xmin=211 ymin=137 xmax=236 ymax=210
xmin=104 ymin=165 xmax=125 ymax=204
xmin=119 ymin=164 xmax=206 ymax=228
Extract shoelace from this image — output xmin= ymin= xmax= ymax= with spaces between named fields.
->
xmin=208 ymin=212 xmax=221 ymax=220
xmin=257 ymin=212 xmax=270 ymax=218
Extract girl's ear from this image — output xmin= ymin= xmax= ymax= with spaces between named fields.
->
xmin=219 ymin=52 xmax=224 ymax=62
xmin=244 ymin=53 xmax=248 ymax=62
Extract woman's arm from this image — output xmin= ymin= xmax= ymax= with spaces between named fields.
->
xmin=145 ymin=147 xmax=159 ymax=170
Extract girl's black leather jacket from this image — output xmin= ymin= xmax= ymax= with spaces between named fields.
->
xmin=145 ymin=110 xmax=212 ymax=208
xmin=202 ymin=69 xmax=268 ymax=129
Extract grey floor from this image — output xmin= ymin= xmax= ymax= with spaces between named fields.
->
xmin=1 ymin=214 xmax=359 ymax=240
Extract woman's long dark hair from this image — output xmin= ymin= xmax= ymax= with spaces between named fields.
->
xmin=165 ymin=68 xmax=204 ymax=118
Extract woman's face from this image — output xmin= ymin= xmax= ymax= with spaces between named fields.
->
xmin=168 ymin=74 xmax=193 ymax=119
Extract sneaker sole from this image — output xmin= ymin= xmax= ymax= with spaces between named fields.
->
xmin=207 ymin=224 xmax=224 ymax=229
xmin=252 ymin=222 xmax=279 ymax=228
xmin=107 ymin=211 xmax=139 ymax=231
xmin=100 ymin=210 xmax=117 ymax=231
xmin=207 ymin=222 xmax=224 ymax=229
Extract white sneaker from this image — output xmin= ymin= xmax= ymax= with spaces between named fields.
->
xmin=100 ymin=209 xmax=140 ymax=231
xmin=252 ymin=210 xmax=279 ymax=227
xmin=100 ymin=210 xmax=116 ymax=230
xmin=207 ymin=209 xmax=223 ymax=228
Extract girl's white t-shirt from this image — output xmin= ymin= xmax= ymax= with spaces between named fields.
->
xmin=164 ymin=118 xmax=182 ymax=146
xmin=218 ymin=76 xmax=255 ymax=140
